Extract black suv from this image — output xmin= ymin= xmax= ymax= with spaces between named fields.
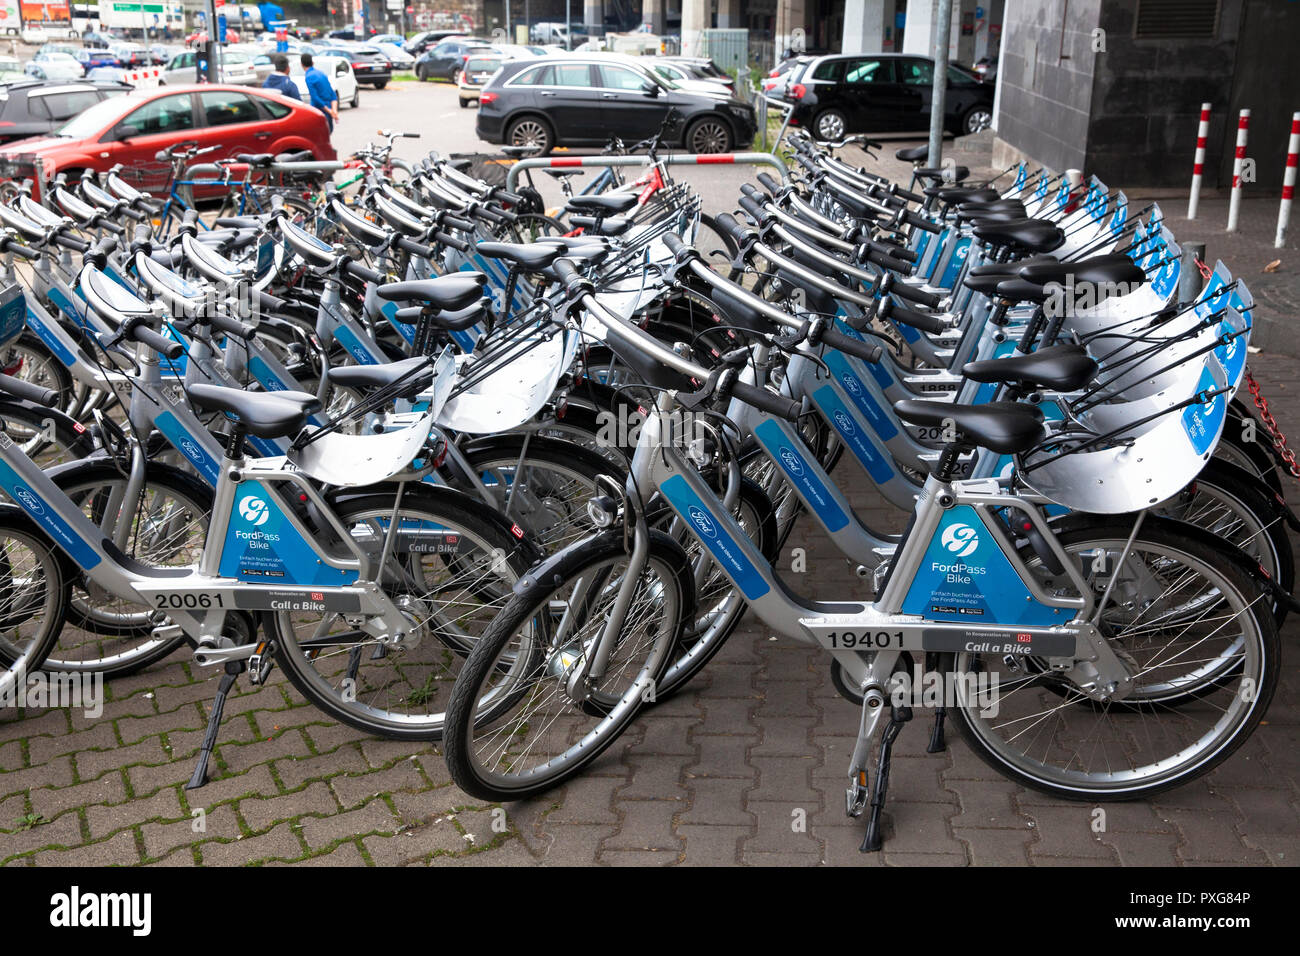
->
xmin=321 ymin=45 xmax=393 ymax=88
xmin=476 ymin=56 xmax=756 ymax=155
xmin=782 ymin=53 xmax=994 ymax=140
xmin=0 ymin=80 xmax=130 ymax=145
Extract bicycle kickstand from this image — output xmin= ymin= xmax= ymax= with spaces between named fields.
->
xmin=186 ymin=661 xmax=246 ymax=791
xmin=860 ymin=702 xmax=913 ymax=853
xmin=925 ymin=652 xmax=947 ymax=754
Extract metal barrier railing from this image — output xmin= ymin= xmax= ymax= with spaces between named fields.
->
xmin=504 ymin=151 xmax=790 ymax=192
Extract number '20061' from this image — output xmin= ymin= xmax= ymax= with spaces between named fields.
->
xmin=153 ymin=593 xmax=225 ymax=609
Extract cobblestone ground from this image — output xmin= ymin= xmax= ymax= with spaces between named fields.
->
xmin=1 ymin=143 xmax=1297 ymax=865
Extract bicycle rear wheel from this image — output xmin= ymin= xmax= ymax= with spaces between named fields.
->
xmin=951 ymin=518 xmax=1279 ymax=800
xmin=0 ymin=507 xmax=70 ymax=705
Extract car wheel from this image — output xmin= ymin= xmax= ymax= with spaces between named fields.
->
xmin=351 ymin=87 xmax=360 ymax=108
xmin=458 ymin=97 xmax=470 ymax=108
xmin=416 ymin=65 xmax=426 ymax=81
xmin=962 ymin=105 xmax=993 ymax=135
xmin=813 ymin=108 xmax=847 ymax=142
xmin=375 ymin=80 xmax=388 ymax=89
xmin=685 ymin=116 xmax=732 ymax=154
xmin=506 ymin=116 xmax=553 ymax=155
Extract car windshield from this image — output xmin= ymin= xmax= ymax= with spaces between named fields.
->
xmin=54 ymin=95 xmax=131 ymax=138
xmin=466 ymin=57 xmax=501 ymax=72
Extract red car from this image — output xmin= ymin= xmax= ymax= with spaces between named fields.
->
xmin=0 ymin=84 xmax=335 ymax=199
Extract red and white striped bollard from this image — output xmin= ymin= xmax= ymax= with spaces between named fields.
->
xmin=1277 ymin=111 xmax=1300 ymax=248
xmin=1227 ymin=108 xmax=1250 ymax=233
xmin=1187 ymin=102 xmax=1210 ymax=220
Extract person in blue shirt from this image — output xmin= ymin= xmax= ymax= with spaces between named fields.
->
xmin=262 ymin=54 xmax=300 ymax=101
xmin=301 ymin=53 xmax=339 ymax=133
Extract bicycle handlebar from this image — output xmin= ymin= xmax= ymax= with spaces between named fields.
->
xmin=0 ymin=373 xmax=58 ymax=407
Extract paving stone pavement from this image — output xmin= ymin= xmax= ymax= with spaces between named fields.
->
xmin=1 ymin=203 xmax=1298 ymax=867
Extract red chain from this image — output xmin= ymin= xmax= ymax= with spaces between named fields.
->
xmin=1245 ymin=368 xmax=1300 ymax=480
xmin=1194 ymin=256 xmax=1214 ymax=280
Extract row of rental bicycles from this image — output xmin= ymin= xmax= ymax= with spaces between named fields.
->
xmin=0 ymin=126 xmax=1291 ymax=852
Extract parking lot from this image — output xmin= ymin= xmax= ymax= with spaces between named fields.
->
xmin=0 ymin=72 xmax=1295 ymax=868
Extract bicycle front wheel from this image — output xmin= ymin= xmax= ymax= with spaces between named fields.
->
xmin=444 ymin=530 xmax=691 ymax=802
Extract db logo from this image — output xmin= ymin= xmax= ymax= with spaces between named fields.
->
xmin=688 ymin=506 xmax=716 ymax=538
xmin=238 ymin=496 xmax=270 ymax=526
xmin=311 ymin=592 xmax=323 ymax=601
xmin=1017 ymin=633 xmax=1032 ymax=643
xmin=940 ymin=523 xmax=979 ymax=557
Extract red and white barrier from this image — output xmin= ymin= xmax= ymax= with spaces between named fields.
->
xmin=1187 ymin=102 xmax=1210 ymax=220
xmin=1227 ymin=108 xmax=1250 ymax=233
xmin=123 ymin=68 xmax=163 ymax=89
xmin=1277 ymin=111 xmax=1299 ymax=249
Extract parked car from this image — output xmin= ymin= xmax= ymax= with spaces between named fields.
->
xmin=457 ymin=52 xmax=501 ymax=107
xmin=646 ymin=58 xmax=736 ymax=96
xmin=763 ymin=55 xmax=812 ymax=96
xmin=319 ymin=44 xmax=391 ymax=88
xmin=327 ymin=26 xmax=376 ymax=40
xmin=529 ymin=22 xmax=586 ymax=49
xmin=973 ymin=56 xmax=998 ymax=82
xmin=110 ymin=42 xmax=152 ymax=68
xmin=0 ymin=80 xmax=130 ymax=144
xmin=160 ymin=49 xmax=257 ymax=86
xmin=476 ymin=55 xmax=756 ymax=155
xmin=288 ymin=54 xmax=359 ymax=109
xmin=77 ymin=48 xmax=122 ymax=73
xmin=783 ymin=53 xmax=995 ymax=139
xmin=415 ymin=38 xmax=493 ymax=82
xmin=370 ymin=34 xmax=404 ymax=46
xmin=81 ymin=32 xmax=114 ymax=49
xmin=38 ymin=43 xmax=82 ymax=58
xmin=24 ymin=52 xmax=85 ymax=83
xmin=0 ymin=84 xmax=335 ymax=197
xmin=492 ymin=43 xmax=548 ymax=60
xmin=0 ymin=57 xmax=26 ymax=84
xmin=228 ymin=44 xmax=274 ymax=82
xmin=374 ymin=42 xmax=415 ymax=69
xmin=185 ymin=30 xmax=241 ymax=47
xmin=657 ymin=56 xmax=734 ymax=92
xmin=404 ymin=30 xmax=471 ymax=55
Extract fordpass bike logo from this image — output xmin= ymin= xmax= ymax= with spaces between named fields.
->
xmin=13 ymin=485 xmax=44 ymax=516
xmin=180 ymin=439 xmax=204 ymax=461
xmin=941 ymin=523 xmax=979 ymax=557
xmin=688 ymin=506 xmax=716 ymax=538
xmin=239 ymin=496 xmax=271 ymax=527
xmin=840 ymin=374 xmax=862 ymax=396
xmin=778 ymin=446 xmax=804 ymax=476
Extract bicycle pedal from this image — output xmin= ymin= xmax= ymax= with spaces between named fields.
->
xmin=248 ymin=641 xmax=277 ymax=685
xmin=845 ymin=770 xmax=869 ymax=817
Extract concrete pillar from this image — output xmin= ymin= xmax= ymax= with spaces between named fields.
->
xmin=717 ymin=0 xmax=742 ymax=29
xmin=990 ymin=0 xmax=1009 ymax=131
xmin=584 ymin=0 xmax=602 ymax=30
xmin=902 ymin=0 xmax=960 ymax=58
xmin=842 ymin=0 xmax=888 ymax=55
xmin=643 ymin=0 xmax=666 ymax=33
xmin=681 ymin=0 xmax=708 ymax=56
xmin=775 ymin=0 xmax=808 ymax=60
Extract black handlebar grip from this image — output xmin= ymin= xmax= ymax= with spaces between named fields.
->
xmin=492 ymin=187 xmax=524 ymax=206
xmin=258 ymin=291 xmax=286 ymax=313
xmin=904 ymin=209 xmax=942 ymax=234
xmin=98 ymin=219 xmax=126 ymax=236
xmin=132 ymin=325 xmax=185 ymax=360
xmin=886 ymin=300 xmax=947 ymax=336
xmin=714 ymin=212 xmax=751 ymax=245
xmin=182 ymin=208 xmax=199 ymax=227
xmin=441 ymin=213 xmax=475 ymax=233
xmin=396 ymin=235 xmax=437 ymax=259
xmin=730 ymin=381 xmax=802 ymax=422
xmin=0 ymin=239 xmax=39 ymax=260
xmin=820 ymin=326 xmax=883 ymax=364
xmin=0 ymin=373 xmax=58 ymax=407
xmin=121 ymin=206 xmax=146 ymax=223
xmin=56 ymin=233 xmax=90 ymax=253
xmin=892 ymin=185 xmax=924 ymax=204
xmin=737 ymin=194 xmax=766 ymax=224
xmin=755 ymin=172 xmax=782 ymax=196
xmin=403 ymin=132 xmax=421 ymax=138
xmin=344 ymin=259 xmax=384 ymax=284
xmin=870 ymin=239 xmax=917 ymax=264
xmin=93 ymin=235 xmax=119 ymax=258
xmin=662 ymin=232 xmax=687 ymax=255
xmin=433 ymin=230 xmax=470 ymax=253
xmin=208 ymin=312 xmax=254 ymax=339
xmin=866 ymin=247 xmax=915 ymax=276
xmin=889 ymin=280 xmax=942 ymax=310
